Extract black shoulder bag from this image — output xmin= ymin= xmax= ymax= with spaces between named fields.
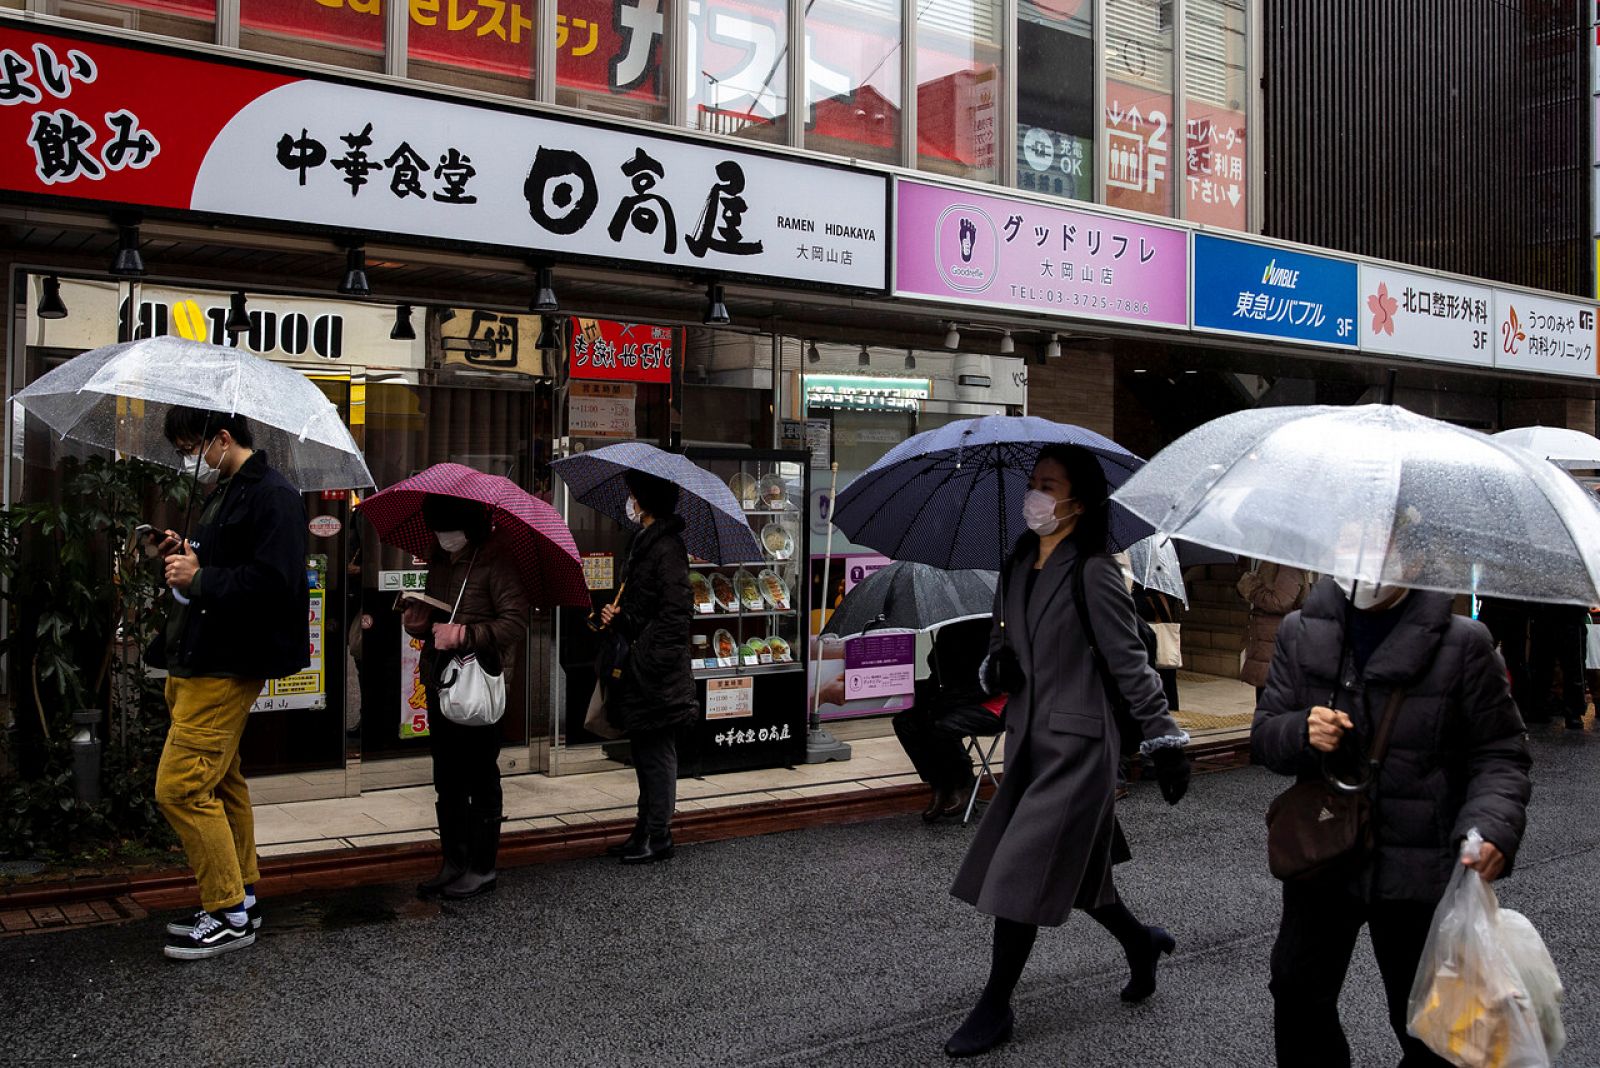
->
xmin=1071 ymin=558 xmax=1158 ymax=757
xmin=1263 ymin=686 xmax=1408 ymax=882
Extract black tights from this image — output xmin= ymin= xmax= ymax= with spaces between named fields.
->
xmin=978 ymin=894 xmax=1148 ymax=1010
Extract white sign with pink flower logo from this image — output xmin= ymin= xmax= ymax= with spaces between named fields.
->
xmin=1356 ymin=264 xmax=1494 ymax=368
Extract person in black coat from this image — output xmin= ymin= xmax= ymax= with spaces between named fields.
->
xmin=1253 ymin=575 xmax=1532 ymax=1068
xmin=892 ymin=618 xmax=1002 ymax=821
xmin=599 ymin=470 xmax=697 ymax=864
xmin=153 ymin=407 xmax=308 ymax=961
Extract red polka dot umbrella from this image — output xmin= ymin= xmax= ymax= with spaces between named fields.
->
xmin=357 ymin=463 xmax=591 ymax=608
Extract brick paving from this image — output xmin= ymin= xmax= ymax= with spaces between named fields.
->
xmin=0 ymin=895 xmax=146 ymax=936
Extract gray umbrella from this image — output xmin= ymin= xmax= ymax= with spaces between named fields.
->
xmin=821 ymin=561 xmax=997 ymax=637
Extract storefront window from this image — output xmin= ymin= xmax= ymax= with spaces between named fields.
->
xmin=408 ymin=0 xmax=536 ymax=95
xmin=1016 ymin=0 xmax=1093 ymax=201
xmin=1103 ymin=0 xmax=1173 ymax=216
xmin=239 ymin=0 xmax=383 ymax=73
xmin=804 ymin=0 xmax=901 ymax=164
xmin=42 ymin=0 xmax=213 ymax=44
xmin=555 ymin=0 xmax=669 ymax=122
xmin=1182 ymin=0 xmax=1247 ymax=228
xmin=916 ymin=0 xmax=1001 ymax=182
xmin=691 ymin=0 xmax=789 ymax=144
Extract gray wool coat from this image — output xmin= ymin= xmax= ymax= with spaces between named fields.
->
xmin=951 ymin=538 xmax=1181 ymax=927
xmin=1252 ymin=579 xmax=1532 ymax=904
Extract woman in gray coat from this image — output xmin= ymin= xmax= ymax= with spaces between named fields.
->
xmin=945 ymin=444 xmax=1193 ymax=1058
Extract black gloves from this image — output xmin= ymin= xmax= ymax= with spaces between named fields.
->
xmin=1151 ymin=747 xmax=1191 ymax=806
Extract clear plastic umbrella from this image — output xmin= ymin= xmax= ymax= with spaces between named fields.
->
xmin=12 ymin=336 xmax=373 ymax=490
xmin=1112 ymin=404 xmax=1600 ymax=607
xmin=1126 ymin=536 xmax=1188 ymax=606
xmin=1493 ymin=426 xmax=1600 ymax=470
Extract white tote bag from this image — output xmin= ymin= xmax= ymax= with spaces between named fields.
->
xmin=436 ymin=552 xmax=507 ymax=728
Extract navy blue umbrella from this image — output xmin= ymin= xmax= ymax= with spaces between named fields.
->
xmin=552 ymin=442 xmax=763 ymax=565
xmin=831 ymin=415 xmax=1152 ymax=571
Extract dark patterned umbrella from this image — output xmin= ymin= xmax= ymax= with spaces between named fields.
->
xmin=551 ymin=441 xmax=763 ymax=565
xmin=357 ymin=463 xmax=591 ymax=608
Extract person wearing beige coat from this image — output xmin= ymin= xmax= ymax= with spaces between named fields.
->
xmin=1238 ymin=562 xmax=1309 ymax=695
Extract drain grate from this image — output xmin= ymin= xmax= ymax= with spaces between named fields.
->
xmin=0 ymin=860 xmax=46 ymax=877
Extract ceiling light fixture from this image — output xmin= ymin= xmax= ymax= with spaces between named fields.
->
xmin=703 ymin=282 xmax=730 ymax=325
xmin=35 ymin=275 xmax=67 ymax=320
xmin=904 ymin=349 xmax=917 ymax=370
xmin=858 ymin=344 xmax=871 ymax=367
xmin=998 ymin=329 xmax=1014 ymax=355
xmin=225 ymin=291 xmax=251 ymax=335
xmin=535 ymin=316 xmax=562 ymax=351
xmin=110 ymin=224 xmax=145 ymax=277
xmin=390 ymin=303 xmax=416 ymax=341
xmin=531 ymin=266 xmax=558 ymax=313
xmin=1044 ymin=333 xmax=1062 ymax=360
xmin=338 ymin=244 xmax=371 ymax=296
xmin=806 ymin=339 xmax=820 ymax=364
xmin=943 ymin=324 xmax=960 ymax=350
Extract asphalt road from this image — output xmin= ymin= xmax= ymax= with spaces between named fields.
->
xmin=3 ymin=726 xmax=1595 ymax=1067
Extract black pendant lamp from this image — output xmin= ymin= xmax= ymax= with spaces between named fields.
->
xmin=338 ymin=244 xmax=370 ymax=296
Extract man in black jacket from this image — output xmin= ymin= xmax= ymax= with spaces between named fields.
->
xmin=1253 ymin=574 xmax=1531 ymax=1068
xmin=154 ymin=406 xmax=309 ymax=961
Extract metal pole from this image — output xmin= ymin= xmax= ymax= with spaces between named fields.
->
xmin=1383 ymin=368 xmax=1397 ymax=405
xmin=806 ymin=461 xmax=850 ymax=763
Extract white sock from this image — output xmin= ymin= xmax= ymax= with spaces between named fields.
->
xmin=224 ymin=905 xmax=249 ymax=927
xmin=242 ymin=890 xmax=257 ymax=909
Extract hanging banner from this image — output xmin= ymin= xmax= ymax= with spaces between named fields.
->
xmin=895 ymin=179 xmax=1189 ymax=328
xmin=0 ymin=25 xmax=889 ymax=292
xmin=440 ymin=309 xmax=547 ymax=377
xmin=1192 ymin=234 xmax=1358 ymax=349
xmin=1492 ymin=291 xmax=1598 ymax=378
xmin=569 ymin=317 xmax=676 ymax=383
xmin=1356 ymin=264 xmax=1494 ymax=368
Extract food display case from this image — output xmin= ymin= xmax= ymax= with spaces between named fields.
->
xmin=680 ymin=446 xmax=809 ymax=774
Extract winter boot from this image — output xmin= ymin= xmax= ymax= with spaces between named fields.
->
xmin=442 ymin=814 xmax=501 ymax=899
xmin=417 ymin=801 xmax=471 ymax=899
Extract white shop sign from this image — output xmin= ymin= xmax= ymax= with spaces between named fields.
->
xmin=191 ymin=82 xmax=888 ymax=290
xmin=1356 ymin=265 xmax=1494 ymax=368
xmin=1492 ymin=291 xmax=1598 ymax=378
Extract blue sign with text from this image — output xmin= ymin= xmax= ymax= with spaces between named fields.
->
xmin=1192 ymin=234 xmax=1359 ymax=348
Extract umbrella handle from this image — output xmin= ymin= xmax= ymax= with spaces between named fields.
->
xmin=587 ymin=581 xmax=627 ymax=632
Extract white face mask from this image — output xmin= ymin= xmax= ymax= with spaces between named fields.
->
xmin=436 ymin=530 xmax=469 ymax=553
xmin=1022 ymin=489 xmax=1068 ymax=536
xmin=1333 ymin=576 xmax=1406 ymax=611
xmin=624 ymin=497 xmax=642 ymax=524
xmin=183 ymin=440 xmax=224 ymax=487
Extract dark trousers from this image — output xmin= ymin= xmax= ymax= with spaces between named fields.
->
xmin=430 ymin=710 xmax=502 ymax=821
xmin=892 ymin=700 xmax=999 ymax=791
xmin=1156 ymin=667 xmax=1179 ymax=712
xmin=1269 ymin=881 xmax=1449 ymax=1068
xmin=631 ymin=726 xmax=678 ymax=836
xmin=1529 ymin=610 xmax=1586 ymax=721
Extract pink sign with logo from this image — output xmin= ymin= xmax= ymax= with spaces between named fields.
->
xmin=894 ymin=180 xmax=1189 ymax=328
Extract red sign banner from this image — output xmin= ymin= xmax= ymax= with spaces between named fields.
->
xmin=569 ymin=317 xmax=676 ymax=383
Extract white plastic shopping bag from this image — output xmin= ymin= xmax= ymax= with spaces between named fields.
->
xmin=1406 ymin=830 xmax=1564 ymax=1068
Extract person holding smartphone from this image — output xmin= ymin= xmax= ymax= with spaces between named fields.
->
xmin=150 ymin=406 xmax=309 ymax=961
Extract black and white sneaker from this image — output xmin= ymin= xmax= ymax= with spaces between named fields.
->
xmin=163 ymin=910 xmax=255 ymax=960
xmin=166 ymin=902 xmax=261 ymax=938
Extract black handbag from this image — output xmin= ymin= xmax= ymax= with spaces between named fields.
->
xmin=589 ymin=580 xmax=631 ymax=689
xmin=1264 ymin=686 xmax=1408 ymax=882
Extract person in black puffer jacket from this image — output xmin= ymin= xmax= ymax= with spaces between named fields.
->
xmin=598 ymin=470 xmax=697 ymax=864
xmin=1253 ymin=575 xmax=1531 ymax=1068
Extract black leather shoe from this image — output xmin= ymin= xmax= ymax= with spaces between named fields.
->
xmin=440 ymin=870 xmax=497 ymax=899
xmin=921 ymin=788 xmax=949 ymax=823
xmin=1121 ymin=925 xmax=1176 ymax=1002
xmin=944 ymin=1007 xmax=1014 ymax=1058
xmin=621 ymin=832 xmax=674 ymax=864
xmin=606 ymin=827 xmax=648 ymax=857
xmin=939 ymin=778 xmax=975 ymax=818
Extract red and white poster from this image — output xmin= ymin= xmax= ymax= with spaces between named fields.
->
xmin=569 ymin=317 xmax=676 ymax=383
xmin=1104 ymin=79 xmax=1172 ymax=217
xmin=1184 ymin=103 xmax=1245 ymax=230
xmin=399 ymin=631 xmax=430 ymax=739
xmin=0 ymin=26 xmax=889 ymax=290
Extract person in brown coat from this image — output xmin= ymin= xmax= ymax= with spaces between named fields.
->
xmin=1238 ymin=561 xmax=1309 ymax=698
xmin=404 ymin=494 xmax=529 ymax=900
